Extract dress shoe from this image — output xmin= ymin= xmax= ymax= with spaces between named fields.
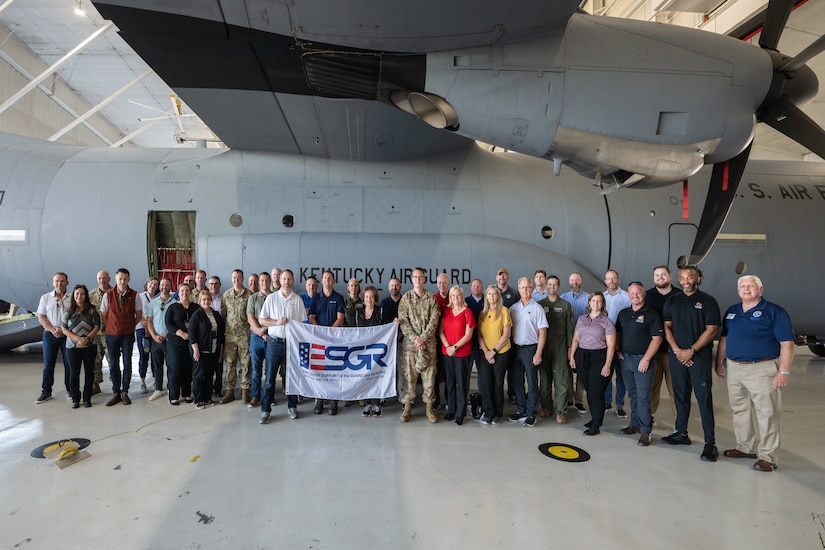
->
xmin=584 ymin=420 xmax=593 ymax=428
xmin=219 ymin=390 xmax=235 ymax=404
xmin=314 ymin=400 xmax=324 ymax=414
xmin=71 ymin=402 xmax=80 ymax=409
xmin=620 ymin=425 xmax=641 ymax=435
xmin=455 ymin=417 xmax=464 ymax=426
xmin=121 ymin=393 xmax=131 ymax=405
xmin=106 ymin=392 xmax=122 ymax=407
xmin=753 ymin=459 xmax=777 ymax=472
xmin=248 ymin=397 xmax=260 ymax=408
xmin=638 ymin=433 xmax=651 ymax=446
xmin=583 ymin=428 xmax=600 ymax=436
xmin=723 ymin=449 xmax=757 ymax=459
xmin=445 ymin=413 xmax=455 ymax=421
xmin=328 ymin=401 xmax=338 ymax=415
xmin=92 ymin=383 xmax=101 ymax=396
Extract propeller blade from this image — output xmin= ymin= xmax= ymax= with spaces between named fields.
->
xmin=688 ymin=143 xmax=752 ymax=265
xmin=761 ymin=98 xmax=825 ymax=160
xmin=779 ymin=34 xmax=825 ymax=72
xmin=759 ymin=0 xmax=794 ymax=50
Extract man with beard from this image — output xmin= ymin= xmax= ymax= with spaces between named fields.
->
xmin=663 ymin=266 xmax=721 ymax=462
xmin=646 ymin=265 xmax=680 ymax=421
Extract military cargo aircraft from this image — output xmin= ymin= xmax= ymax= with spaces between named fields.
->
xmin=0 ymin=0 xmax=823 ymax=353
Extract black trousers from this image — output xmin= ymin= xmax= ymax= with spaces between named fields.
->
xmin=193 ymin=351 xmax=218 ymax=404
xmin=67 ymin=345 xmax=95 ymax=404
xmin=578 ymin=347 xmax=610 ymax=431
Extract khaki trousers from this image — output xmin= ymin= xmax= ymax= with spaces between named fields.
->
xmin=725 ymin=358 xmax=781 ymax=464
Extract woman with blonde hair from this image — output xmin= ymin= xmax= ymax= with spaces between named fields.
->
xmin=477 ymin=285 xmax=512 ymax=424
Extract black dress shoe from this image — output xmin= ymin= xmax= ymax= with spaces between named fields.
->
xmin=455 ymin=417 xmax=463 ymax=426
xmin=83 ymin=401 xmax=92 ymax=408
xmin=71 ymin=402 xmax=80 ymax=409
xmin=583 ymin=428 xmax=600 ymax=436
xmin=584 ymin=420 xmax=593 ymax=428
xmin=445 ymin=413 xmax=455 ymax=421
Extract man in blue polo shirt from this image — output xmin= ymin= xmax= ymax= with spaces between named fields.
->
xmin=308 ymin=270 xmax=345 ymax=415
xmin=715 ymin=275 xmax=794 ymax=472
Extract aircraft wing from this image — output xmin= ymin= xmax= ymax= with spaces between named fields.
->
xmin=93 ymin=1 xmax=581 ymax=160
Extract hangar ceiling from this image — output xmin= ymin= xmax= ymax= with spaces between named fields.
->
xmin=0 ymin=0 xmax=822 ymax=160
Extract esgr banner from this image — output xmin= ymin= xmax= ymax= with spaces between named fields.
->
xmin=286 ymin=321 xmax=398 ymax=400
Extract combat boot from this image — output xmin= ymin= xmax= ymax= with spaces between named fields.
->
xmin=219 ymin=390 xmax=235 ymax=404
xmin=426 ymin=403 xmax=438 ymax=423
xmin=241 ymin=389 xmax=251 ymax=404
xmin=400 ymin=403 xmax=412 ymax=422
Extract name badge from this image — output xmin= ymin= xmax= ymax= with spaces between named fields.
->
xmin=726 ymin=313 xmax=736 ymax=320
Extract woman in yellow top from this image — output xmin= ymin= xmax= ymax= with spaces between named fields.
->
xmin=477 ymin=285 xmax=513 ymax=425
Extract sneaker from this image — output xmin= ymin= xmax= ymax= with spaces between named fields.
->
xmin=35 ymin=392 xmax=52 ymax=404
xmin=604 ymin=403 xmax=612 ymax=412
xmin=616 ymin=408 xmax=627 ymax=418
xmin=259 ymin=412 xmax=270 ymax=424
xmin=372 ymin=407 xmax=382 ymax=418
xmin=140 ymin=382 xmax=148 ymax=394
xmin=288 ymin=407 xmax=298 ymax=419
xmin=524 ymin=416 xmax=537 ymax=427
xmin=556 ymin=414 xmax=567 ymax=424
xmin=575 ymin=403 xmax=586 ymax=415
xmin=362 ymin=406 xmax=372 ymax=418
xmin=567 ymin=402 xmax=574 ymax=409
xmin=701 ymin=444 xmax=719 ymax=462
xmin=662 ymin=432 xmax=692 ymax=445
xmin=149 ymin=390 xmax=165 ymax=401
xmin=475 ymin=414 xmax=491 ymax=425
xmin=491 ymin=416 xmax=501 ymax=425
xmin=508 ymin=411 xmax=527 ymax=423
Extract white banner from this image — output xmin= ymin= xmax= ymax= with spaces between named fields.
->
xmin=286 ymin=322 xmax=398 ymax=400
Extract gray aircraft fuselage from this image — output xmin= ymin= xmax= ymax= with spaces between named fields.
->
xmin=0 ymin=134 xmax=821 ymax=348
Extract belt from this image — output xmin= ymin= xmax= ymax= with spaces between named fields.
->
xmin=271 ymin=337 xmax=286 ymax=343
xmin=514 ymin=343 xmax=537 ymax=349
xmin=728 ymin=358 xmax=775 ymax=364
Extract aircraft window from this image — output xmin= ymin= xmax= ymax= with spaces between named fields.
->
xmin=541 ymin=226 xmax=554 ymax=240
xmin=229 ymin=213 xmax=243 ymax=228
xmin=282 ymin=214 xmax=294 ymax=228
xmin=0 ymin=229 xmax=26 ymax=242
xmin=735 ymin=261 xmax=748 ymax=275
xmin=649 ymin=210 xmax=656 ymax=217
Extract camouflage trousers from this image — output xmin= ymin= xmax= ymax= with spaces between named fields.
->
xmin=224 ymin=335 xmax=252 ymax=390
xmin=398 ymin=343 xmax=437 ymax=405
xmin=93 ymin=332 xmax=108 ymax=384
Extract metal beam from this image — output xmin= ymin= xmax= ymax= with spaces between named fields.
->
xmin=0 ymin=20 xmax=114 ymax=115
xmin=0 ymin=0 xmax=20 ymax=16
xmin=109 ymin=118 xmax=161 ymax=148
xmin=48 ymin=68 xmax=153 ymax=141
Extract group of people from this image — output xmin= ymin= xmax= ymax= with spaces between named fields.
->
xmin=34 ymin=263 xmax=793 ymax=472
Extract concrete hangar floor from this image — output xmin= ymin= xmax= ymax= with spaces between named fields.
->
xmin=0 ymin=345 xmax=823 ymax=549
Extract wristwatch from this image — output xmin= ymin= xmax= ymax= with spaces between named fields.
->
xmin=493 ymin=348 xmax=498 ymax=353
xmin=689 ymin=347 xmax=696 ymax=354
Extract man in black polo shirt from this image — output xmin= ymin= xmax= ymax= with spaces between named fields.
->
xmin=646 ymin=265 xmax=680 ymax=421
xmin=662 ymin=266 xmax=721 ymax=461
xmin=615 ymin=282 xmax=663 ymax=446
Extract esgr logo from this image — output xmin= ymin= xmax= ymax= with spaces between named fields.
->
xmin=299 ymin=342 xmax=389 ymax=371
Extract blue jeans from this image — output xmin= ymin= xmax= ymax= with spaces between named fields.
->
xmin=250 ymin=333 xmax=266 ymax=399
xmin=603 ymin=355 xmax=627 ymax=408
xmin=619 ymin=354 xmax=656 ymax=433
xmin=262 ymin=338 xmax=296 ymax=413
xmin=512 ymin=344 xmax=539 ymax=417
xmin=41 ymin=331 xmax=70 ymax=395
xmin=106 ymin=334 xmax=135 ymax=393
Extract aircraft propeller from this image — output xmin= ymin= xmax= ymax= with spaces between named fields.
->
xmin=688 ymin=0 xmax=825 ymax=265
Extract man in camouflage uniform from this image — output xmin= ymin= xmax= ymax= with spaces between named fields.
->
xmin=219 ymin=269 xmax=252 ymax=404
xmin=397 ymin=267 xmax=441 ymax=423
xmin=88 ymin=269 xmax=111 ymax=395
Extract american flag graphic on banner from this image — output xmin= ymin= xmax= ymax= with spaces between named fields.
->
xmin=299 ymin=342 xmax=327 ymax=370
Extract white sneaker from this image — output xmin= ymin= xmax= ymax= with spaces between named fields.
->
xmin=288 ymin=407 xmax=298 ymax=419
xmin=260 ymin=412 xmax=271 ymax=424
xmin=148 ymin=390 xmax=166 ymax=401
